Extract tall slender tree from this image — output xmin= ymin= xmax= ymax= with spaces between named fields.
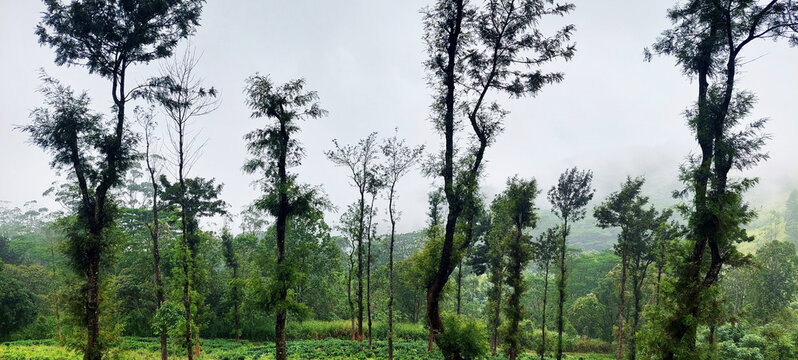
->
xmin=337 ymin=205 xmax=360 ymax=341
xmin=364 ymin=175 xmax=383 ymax=349
xmin=486 ymin=206 xmax=508 ymax=356
xmin=548 ymin=167 xmax=594 ymax=360
xmin=243 ymin=75 xmax=327 ymax=360
xmin=148 ymin=49 xmax=218 ymax=359
xmin=647 ymin=1 xmax=797 ymax=357
xmin=326 ymin=133 xmax=379 ymax=342
xmin=495 ymin=177 xmax=539 ymax=360
xmin=33 ymin=2 xmax=203 ymax=358
xmin=220 ymin=229 xmax=241 ymax=342
xmin=594 ymin=176 xmax=654 ymax=360
xmin=380 ymin=132 xmax=424 ymax=360
xmin=421 ymin=2 xmax=575 ymax=356
xmin=137 ymin=107 xmax=168 ymax=360
xmin=23 ymin=77 xmax=138 ymax=360
xmin=533 ymin=226 xmax=560 ymax=360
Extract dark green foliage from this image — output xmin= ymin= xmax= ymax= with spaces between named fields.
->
xmin=422 ymin=1 xmax=576 ymax=356
xmin=437 ymin=313 xmax=489 ymax=360
xmin=158 ymin=176 xmax=226 ymax=253
xmin=548 ymin=167 xmax=594 ymax=360
xmin=748 ymin=241 xmax=798 ymax=323
xmin=243 ymin=74 xmax=327 ymax=360
xmin=646 ymin=1 xmax=798 ymax=357
xmin=594 ymin=176 xmax=661 ymax=359
xmin=569 ymin=294 xmax=606 ymax=341
xmin=31 ymin=2 xmax=205 ymax=358
xmin=488 ymin=177 xmax=539 ymax=360
xmin=0 ymin=265 xmax=39 ymax=341
xmin=36 ymin=0 xmax=204 ymax=78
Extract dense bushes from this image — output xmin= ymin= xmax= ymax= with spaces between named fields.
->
xmin=710 ymin=322 xmax=798 ymax=360
xmin=225 ymin=319 xmax=426 ymax=342
xmin=0 ymin=267 xmax=38 ymax=341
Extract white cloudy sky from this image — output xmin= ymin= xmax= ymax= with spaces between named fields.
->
xmin=1 ymin=0 xmax=797 ymax=234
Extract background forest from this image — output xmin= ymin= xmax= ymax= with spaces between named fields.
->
xmin=1 ymin=1 xmax=798 ymax=360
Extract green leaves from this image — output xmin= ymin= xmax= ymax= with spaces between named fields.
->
xmin=36 ymin=0 xmax=205 ymax=78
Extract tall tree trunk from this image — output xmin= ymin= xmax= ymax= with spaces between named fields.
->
xmin=427 ymin=2 xmax=466 ymax=358
xmin=81 ymin=60 xmax=128 ymax=360
xmin=367 ymin=233 xmax=373 ymax=349
xmin=507 ymin=227 xmax=524 ymax=360
xmin=366 ymin=193 xmax=376 ymax=349
xmin=631 ymin=271 xmax=642 ymax=360
xmin=233 ymin=266 xmax=240 ymax=343
xmin=655 ymin=253 xmax=663 ymax=306
xmin=456 ymin=260 xmax=462 ymax=315
xmin=85 ymin=255 xmax=101 ymax=360
xmin=274 ymin=116 xmax=291 ymax=360
xmin=145 ymin=134 xmax=167 ymax=360
xmin=556 ymin=219 xmax=568 ymax=360
xmin=540 ymin=262 xmax=549 ymax=360
xmin=348 ymin=254 xmax=355 ymax=341
xmin=490 ymin=278 xmax=503 ymax=356
xmin=357 ymin=192 xmax=365 ymax=342
xmin=629 ymin=280 xmax=642 ymax=360
xmin=663 ymin=23 xmax=721 ymax=360
xmin=179 ymin=120 xmax=194 ymax=360
xmin=154 ymin=212 xmax=167 ymax=359
xmin=616 ymin=250 xmax=628 ymax=360
xmin=388 ymin=185 xmax=396 ymax=360
xmin=50 ymin=237 xmax=63 ymax=342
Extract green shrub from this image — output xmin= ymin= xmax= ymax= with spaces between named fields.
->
xmin=716 ymin=323 xmax=747 ymax=343
xmin=571 ymin=337 xmax=612 ymax=353
xmin=437 ymin=312 xmax=489 ymax=360
xmin=739 ymin=334 xmax=766 ymax=353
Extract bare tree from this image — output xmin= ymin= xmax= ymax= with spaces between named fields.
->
xmin=147 ymin=47 xmax=219 ymax=360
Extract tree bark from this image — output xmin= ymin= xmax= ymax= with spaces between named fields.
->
xmin=233 ymin=265 xmax=240 ymax=343
xmin=457 ymin=260 xmax=462 ymax=315
xmin=556 ymin=219 xmax=568 ymax=360
xmin=274 ymin=114 xmax=290 ymax=360
xmin=348 ymin=251 xmax=355 ymax=341
xmin=85 ymin=256 xmax=101 ymax=360
xmin=540 ymin=262 xmax=549 ymax=360
xmin=426 ymin=2 xmax=466 ymax=358
xmin=616 ymin=250 xmax=628 ymax=360
xmin=490 ymin=278 xmax=503 ymax=356
xmin=179 ymin=111 xmax=194 ymax=360
xmin=507 ymin=226 xmax=524 ymax=360
xmin=388 ymin=185 xmax=397 ymax=360
xmin=357 ymin=191 xmax=365 ymax=342
xmin=366 ymin=192 xmax=377 ymax=349
xmin=80 ymin=60 xmax=129 ymax=360
xmin=145 ymin=139 xmax=167 ymax=360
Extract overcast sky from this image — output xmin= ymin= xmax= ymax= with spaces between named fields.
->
xmin=1 ymin=1 xmax=797 ymax=234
